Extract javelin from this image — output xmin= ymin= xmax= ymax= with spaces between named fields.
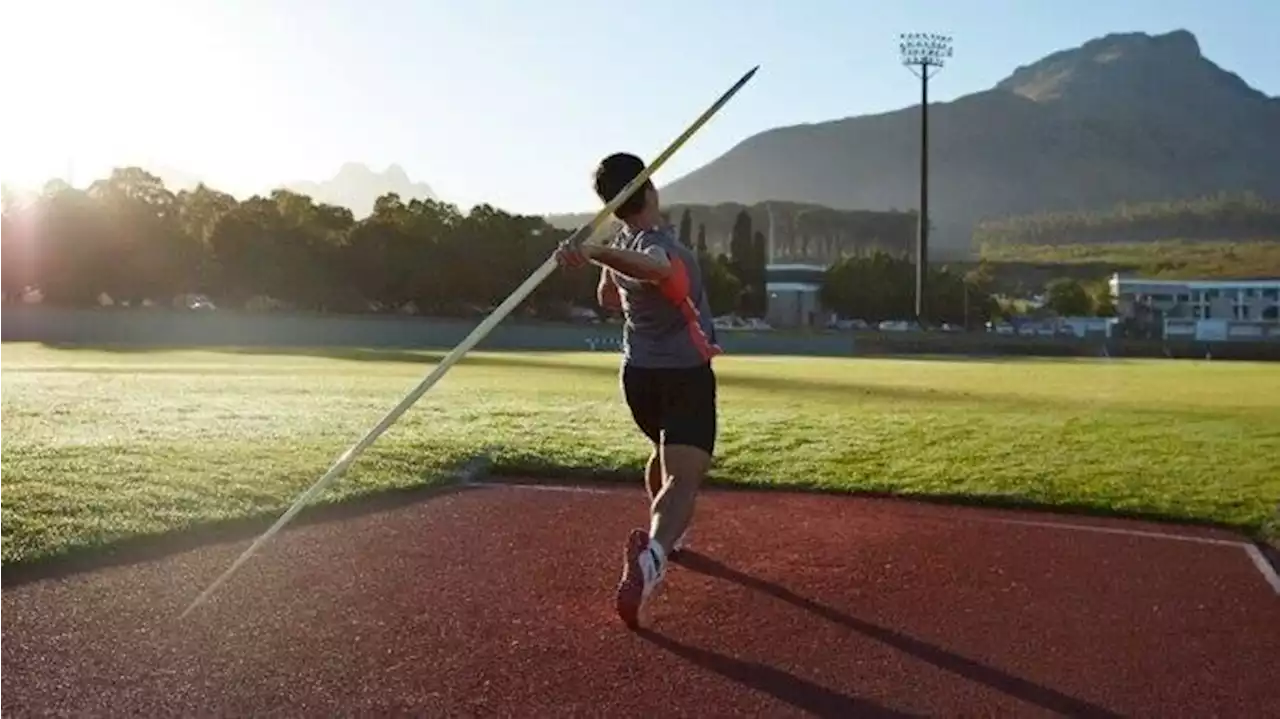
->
xmin=180 ymin=64 xmax=761 ymax=618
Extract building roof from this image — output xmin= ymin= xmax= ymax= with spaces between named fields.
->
xmin=1110 ymin=273 xmax=1280 ymax=289
xmin=766 ymin=264 xmax=826 ymax=290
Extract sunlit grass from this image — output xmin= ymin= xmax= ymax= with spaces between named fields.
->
xmin=3 ymin=344 xmax=1278 ymax=564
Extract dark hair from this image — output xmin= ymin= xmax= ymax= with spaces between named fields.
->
xmin=593 ymin=152 xmax=652 ymax=219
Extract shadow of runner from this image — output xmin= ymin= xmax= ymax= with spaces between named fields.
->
xmin=673 ymin=551 xmax=1122 ymax=719
xmin=635 ymin=629 xmax=916 ymax=718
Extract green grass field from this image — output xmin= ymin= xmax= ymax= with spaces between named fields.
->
xmin=3 ymin=343 xmax=1279 ymax=565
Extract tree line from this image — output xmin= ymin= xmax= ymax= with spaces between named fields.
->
xmin=820 ymin=253 xmax=999 ymax=326
xmin=2 ymin=169 xmax=588 ymax=317
xmin=0 ymin=168 xmax=783 ymax=319
xmin=975 ymin=192 xmax=1280 ymax=247
xmin=2 ymin=168 xmax=1004 ymax=326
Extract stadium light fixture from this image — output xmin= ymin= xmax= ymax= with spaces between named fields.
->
xmin=898 ymin=33 xmax=954 ymax=325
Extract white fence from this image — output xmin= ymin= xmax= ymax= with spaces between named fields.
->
xmin=1163 ymin=318 xmax=1280 ymax=342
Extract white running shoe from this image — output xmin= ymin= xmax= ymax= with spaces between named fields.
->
xmin=615 ymin=529 xmax=666 ymax=629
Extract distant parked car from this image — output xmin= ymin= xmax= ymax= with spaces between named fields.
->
xmin=713 ymin=315 xmax=772 ymax=331
xmin=987 ymin=321 xmax=1015 ymax=335
xmin=826 ymin=317 xmax=869 ymax=331
xmin=877 ymin=319 xmax=921 ymax=332
xmin=713 ymin=314 xmax=744 ymax=331
xmin=175 ymin=293 xmax=217 ymax=311
xmin=567 ymin=305 xmax=600 ymax=324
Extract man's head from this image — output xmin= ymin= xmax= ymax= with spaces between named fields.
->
xmin=593 ymin=152 xmax=659 ymax=224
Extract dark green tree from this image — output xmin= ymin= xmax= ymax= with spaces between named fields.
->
xmin=1044 ymin=277 xmax=1093 ymax=316
xmin=749 ymin=230 xmax=769 ymax=315
xmin=677 ymin=208 xmax=693 ymax=249
xmin=1 ymin=185 xmax=34 ymax=302
xmin=729 ymin=210 xmax=759 ymax=314
xmin=820 ymin=251 xmax=995 ymax=325
xmin=1085 ymin=279 xmax=1117 ymax=317
xmin=28 ymin=180 xmax=114 ymax=306
xmin=701 ymin=254 xmax=743 ymax=316
xmin=729 ymin=209 xmax=752 ymax=267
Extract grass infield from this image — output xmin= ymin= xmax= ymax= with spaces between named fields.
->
xmin=2 ymin=343 xmax=1278 ymax=566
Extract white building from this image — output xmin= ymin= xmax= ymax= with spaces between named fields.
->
xmin=1109 ymin=274 xmax=1280 ymax=321
xmin=765 ymin=263 xmax=827 ymax=328
xmin=1109 ymin=273 xmax=1280 ymax=341
xmin=759 ymin=203 xmax=829 ymax=328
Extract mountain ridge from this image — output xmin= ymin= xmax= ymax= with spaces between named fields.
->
xmin=282 ymin=162 xmax=436 ymax=218
xmin=147 ymin=163 xmax=437 ymax=218
xmin=651 ymin=29 xmax=1280 ymax=257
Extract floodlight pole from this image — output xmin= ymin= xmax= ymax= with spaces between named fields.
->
xmin=899 ymin=33 xmax=953 ymax=327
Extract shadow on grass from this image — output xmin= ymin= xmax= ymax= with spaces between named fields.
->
xmin=0 ymin=479 xmax=483 ymax=589
xmin=668 ymin=551 xmax=1123 ymax=718
xmin=33 ymin=342 xmax=1074 ymax=412
xmin=37 ymin=342 xmax=506 ymax=369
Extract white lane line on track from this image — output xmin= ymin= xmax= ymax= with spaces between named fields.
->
xmin=968 ymin=516 xmax=1246 ymax=547
xmin=1242 ymin=544 xmax=1280 ymax=595
xmin=464 ymin=481 xmax=1280 ymax=595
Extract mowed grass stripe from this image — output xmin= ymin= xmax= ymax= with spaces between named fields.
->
xmin=2 ymin=343 xmax=1278 ymax=565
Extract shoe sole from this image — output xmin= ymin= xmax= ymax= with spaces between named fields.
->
xmin=615 ymin=529 xmax=648 ymax=629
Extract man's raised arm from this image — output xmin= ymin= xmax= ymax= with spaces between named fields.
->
xmin=587 ymin=244 xmax=672 ymax=284
xmin=553 ymin=236 xmax=673 ymax=285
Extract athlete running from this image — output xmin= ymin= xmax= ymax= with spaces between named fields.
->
xmin=554 ymin=152 xmax=722 ymax=629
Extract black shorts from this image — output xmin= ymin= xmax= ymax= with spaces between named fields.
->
xmin=621 ymin=362 xmax=717 ymax=455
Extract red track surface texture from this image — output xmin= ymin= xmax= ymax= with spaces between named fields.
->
xmin=4 ymin=483 xmax=1279 ymax=717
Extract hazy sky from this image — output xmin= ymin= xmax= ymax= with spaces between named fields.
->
xmin=3 ymin=0 xmax=1277 ymax=214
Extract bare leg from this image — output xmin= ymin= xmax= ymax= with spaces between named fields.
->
xmin=614 ymin=364 xmax=715 ymax=628
xmin=649 ymin=443 xmax=711 ymax=556
xmin=644 ymin=446 xmax=663 ymax=503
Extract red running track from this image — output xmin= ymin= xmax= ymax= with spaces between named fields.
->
xmin=3 ymin=482 xmax=1279 ymax=717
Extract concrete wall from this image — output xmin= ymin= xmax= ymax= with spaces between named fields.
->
xmin=1 ymin=307 xmax=857 ymax=357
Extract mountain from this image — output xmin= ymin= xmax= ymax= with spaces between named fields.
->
xmin=655 ymin=30 xmax=1280 ymax=257
xmin=144 ymin=163 xmax=437 ymax=218
xmin=283 ymin=163 xmax=436 ymax=218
